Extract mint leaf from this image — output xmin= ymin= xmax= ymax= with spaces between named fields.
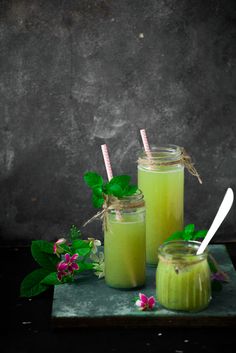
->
xmin=69 ymin=225 xmax=81 ymax=240
xmin=184 ymin=224 xmax=195 ymax=235
xmin=109 ymin=175 xmax=131 ymax=188
xmin=106 ymin=183 xmax=124 ymax=197
xmin=20 ymin=268 xmax=50 ymax=297
xmin=165 ymin=231 xmax=184 ymax=242
xmin=93 ymin=186 xmax=103 ymax=197
xmin=84 ymin=172 xmax=103 ymax=188
xmin=92 ymin=194 xmax=104 ymax=208
xmin=31 ymin=241 xmax=59 ymax=270
xmin=193 ymin=230 xmax=207 ymax=240
xmin=124 ymin=184 xmax=138 ymax=196
xmin=41 ymin=272 xmax=61 ymax=285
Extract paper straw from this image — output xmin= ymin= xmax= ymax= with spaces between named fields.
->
xmin=101 ymin=144 xmax=113 ymax=181
xmin=140 ymin=129 xmax=152 ymax=159
xmin=101 ymin=144 xmax=122 ymax=220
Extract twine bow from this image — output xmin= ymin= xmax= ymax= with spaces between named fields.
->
xmin=82 ymin=195 xmax=145 ymax=231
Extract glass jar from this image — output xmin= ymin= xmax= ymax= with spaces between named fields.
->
xmin=138 ymin=145 xmax=184 ymax=265
xmin=156 ymin=241 xmax=211 ymax=312
xmin=104 ymin=190 xmax=146 ymax=289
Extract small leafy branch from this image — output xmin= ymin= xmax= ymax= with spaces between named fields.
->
xmin=20 ymin=225 xmax=104 ymax=297
xmin=84 ymin=172 xmax=138 ymax=208
xmin=165 ymin=224 xmax=207 ymax=242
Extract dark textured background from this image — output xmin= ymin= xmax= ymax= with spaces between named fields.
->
xmin=0 ymin=0 xmax=235 ymax=243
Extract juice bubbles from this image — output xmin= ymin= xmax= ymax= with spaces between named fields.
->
xmin=104 ymin=191 xmax=146 ymax=289
xmin=156 ymin=241 xmax=211 ymax=312
xmin=138 ymin=146 xmax=184 ymax=265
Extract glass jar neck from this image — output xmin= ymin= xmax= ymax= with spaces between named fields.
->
xmin=158 ymin=241 xmax=207 ymax=264
xmin=108 ymin=189 xmax=144 ymax=210
xmin=138 ymin=145 xmax=183 ymax=166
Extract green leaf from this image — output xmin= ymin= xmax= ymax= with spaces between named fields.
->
xmin=31 ymin=241 xmax=59 ymax=270
xmin=77 ymin=247 xmax=91 ymax=257
xmin=69 ymin=225 xmax=81 ymax=240
xmin=193 ymin=230 xmax=207 ymax=240
xmin=93 ymin=186 xmax=103 ymax=198
xmin=72 ymin=239 xmax=90 ymax=250
xmin=20 ymin=268 xmax=50 ymax=297
xmin=75 ymin=262 xmax=94 ymax=273
xmin=106 ymin=183 xmax=124 ymax=197
xmin=123 ymin=184 xmax=138 ymax=196
xmin=165 ymin=231 xmax=184 ymax=242
xmin=184 ymin=224 xmax=195 ymax=235
xmin=109 ymin=175 xmax=131 ymax=188
xmin=41 ymin=272 xmax=61 ymax=285
xmin=84 ymin=172 xmax=103 ymax=188
xmin=92 ymin=194 xmax=104 ymax=208
xmin=31 ymin=240 xmax=54 ymax=254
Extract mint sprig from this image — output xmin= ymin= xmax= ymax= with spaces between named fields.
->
xmin=84 ymin=172 xmax=138 ymax=208
xmin=165 ymin=224 xmax=207 ymax=242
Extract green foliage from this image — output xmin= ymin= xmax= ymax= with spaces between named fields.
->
xmin=20 ymin=268 xmax=51 ymax=297
xmin=165 ymin=224 xmax=207 ymax=242
xmin=69 ymin=225 xmax=82 ymax=241
xmin=84 ymin=171 xmax=138 ymax=208
xmin=31 ymin=241 xmax=58 ymax=270
xmin=20 ymin=225 xmax=103 ymax=298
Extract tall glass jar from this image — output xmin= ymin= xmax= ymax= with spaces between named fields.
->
xmin=104 ymin=190 xmax=146 ymax=289
xmin=138 ymin=145 xmax=184 ymax=265
xmin=156 ymin=241 xmax=211 ymax=312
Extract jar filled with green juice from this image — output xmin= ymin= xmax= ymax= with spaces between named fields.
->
xmin=138 ymin=145 xmax=184 ymax=265
xmin=104 ymin=190 xmax=146 ymax=289
xmin=156 ymin=241 xmax=211 ymax=312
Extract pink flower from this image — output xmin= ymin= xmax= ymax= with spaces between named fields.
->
xmin=56 ymin=253 xmax=79 ymax=281
xmin=53 ymin=238 xmax=66 ymax=257
xmin=135 ymin=293 xmax=156 ymax=311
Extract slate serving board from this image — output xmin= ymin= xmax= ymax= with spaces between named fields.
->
xmin=51 ymin=245 xmax=236 ymax=327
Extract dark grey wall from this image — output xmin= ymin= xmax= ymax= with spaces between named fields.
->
xmin=0 ymin=0 xmax=235 ymax=242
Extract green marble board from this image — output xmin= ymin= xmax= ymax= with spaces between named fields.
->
xmin=51 ymin=245 xmax=236 ymax=327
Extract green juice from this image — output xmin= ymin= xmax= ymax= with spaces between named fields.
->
xmin=156 ymin=241 xmax=212 ymax=312
xmin=138 ymin=164 xmax=184 ymax=265
xmin=104 ymin=212 xmax=146 ymax=289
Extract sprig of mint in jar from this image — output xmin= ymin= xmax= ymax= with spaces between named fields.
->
xmin=84 ymin=172 xmax=138 ymax=207
xmin=20 ymin=225 xmax=104 ymax=297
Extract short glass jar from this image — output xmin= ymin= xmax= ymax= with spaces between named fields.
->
xmin=138 ymin=145 xmax=184 ymax=265
xmin=156 ymin=241 xmax=211 ymax=312
xmin=104 ymin=190 xmax=146 ymax=289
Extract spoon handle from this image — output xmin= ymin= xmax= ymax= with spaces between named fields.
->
xmin=197 ymin=188 xmax=234 ymax=255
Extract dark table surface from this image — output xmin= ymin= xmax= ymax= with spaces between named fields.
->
xmin=2 ymin=242 xmax=236 ymax=353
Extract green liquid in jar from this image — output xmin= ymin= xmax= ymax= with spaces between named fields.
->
xmin=138 ymin=164 xmax=184 ymax=265
xmin=156 ymin=241 xmax=212 ymax=312
xmin=104 ymin=212 xmax=146 ymax=289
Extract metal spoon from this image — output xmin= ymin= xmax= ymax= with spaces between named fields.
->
xmin=197 ymin=188 xmax=234 ymax=255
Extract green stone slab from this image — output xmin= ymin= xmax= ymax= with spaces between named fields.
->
xmin=51 ymin=245 xmax=236 ymax=327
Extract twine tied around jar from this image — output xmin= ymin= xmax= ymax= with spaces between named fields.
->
xmin=138 ymin=147 xmax=202 ymax=184
xmin=82 ymin=195 xmax=145 ymax=231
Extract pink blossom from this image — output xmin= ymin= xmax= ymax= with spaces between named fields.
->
xmin=53 ymin=238 xmax=66 ymax=257
xmin=135 ymin=293 xmax=156 ymax=311
xmin=56 ymin=253 xmax=79 ymax=281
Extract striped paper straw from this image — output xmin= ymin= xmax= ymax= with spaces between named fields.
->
xmin=140 ymin=129 xmax=152 ymax=159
